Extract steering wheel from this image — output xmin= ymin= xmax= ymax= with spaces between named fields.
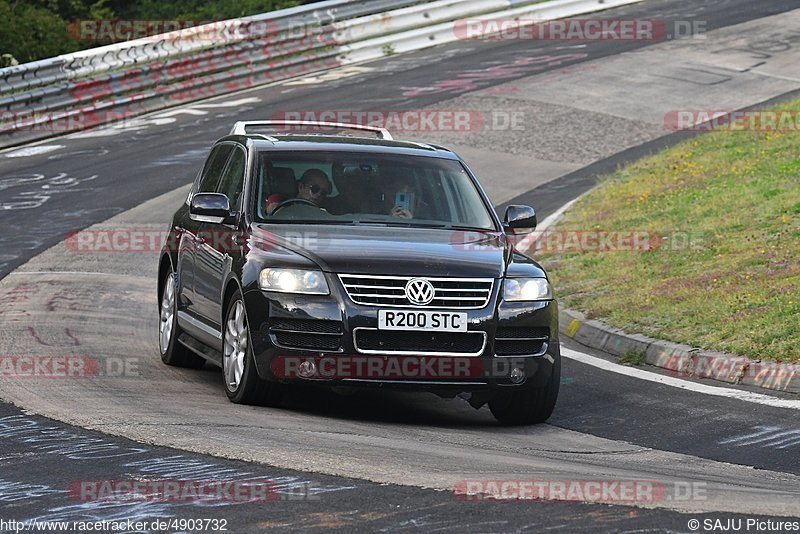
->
xmin=270 ymin=198 xmax=319 ymax=215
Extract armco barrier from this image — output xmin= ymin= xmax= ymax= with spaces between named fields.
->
xmin=0 ymin=0 xmax=644 ymax=149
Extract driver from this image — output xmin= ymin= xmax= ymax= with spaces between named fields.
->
xmin=296 ymin=169 xmax=332 ymax=206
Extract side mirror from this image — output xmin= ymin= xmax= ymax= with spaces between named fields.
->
xmin=503 ymin=205 xmax=537 ymax=232
xmin=190 ymin=193 xmax=234 ymax=223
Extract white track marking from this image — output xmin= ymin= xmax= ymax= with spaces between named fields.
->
xmin=152 ymin=109 xmax=208 ymax=118
xmin=283 ymin=66 xmax=373 ymax=86
xmin=562 ymin=347 xmax=800 ymax=410
xmin=3 ymin=146 xmax=64 ymax=158
xmin=516 ymin=197 xmax=581 ymax=250
xmin=150 ymin=118 xmax=177 ymax=125
xmin=192 ymin=97 xmax=261 ymax=108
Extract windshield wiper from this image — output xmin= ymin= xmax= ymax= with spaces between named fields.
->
xmin=441 ymin=224 xmax=498 ymax=231
xmin=262 ymin=219 xmax=356 ymax=225
xmin=353 ymin=220 xmax=446 ymax=228
xmin=379 ymin=222 xmax=496 ymax=231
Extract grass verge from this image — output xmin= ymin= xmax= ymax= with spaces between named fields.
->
xmin=536 ymin=99 xmax=800 ymax=363
xmin=619 ymin=350 xmax=647 ymax=366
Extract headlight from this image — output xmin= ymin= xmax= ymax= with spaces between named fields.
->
xmin=503 ymin=278 xmax=552 ymax=301
xmin=259 ymin=268 xmax=329 ymax=295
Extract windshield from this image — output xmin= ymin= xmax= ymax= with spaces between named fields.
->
xmin=252 ymin=151 xmax=496 ymax=230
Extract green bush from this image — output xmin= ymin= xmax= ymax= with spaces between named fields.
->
xmin=0 ymin=0 xmax=304 ymax=64
xmin=0 ymin=1 xmax=81 ymax=63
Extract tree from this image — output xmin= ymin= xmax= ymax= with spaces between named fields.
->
xmin=0 ymin=0 xmax=302 ymax=64
xmin=0 ymin=1 xmax=80 ymax=63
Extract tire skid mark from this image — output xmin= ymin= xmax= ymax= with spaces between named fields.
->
xmin=64 ymin=328 xmax=81 ymax=346
xmin=25 ymin=326 xmax=81 ymax=347
xmin=26 ymin=326 xmax=50 ymax=346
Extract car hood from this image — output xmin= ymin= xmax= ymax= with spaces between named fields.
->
xmin=251 ymin=224 xmax=512 ymax=277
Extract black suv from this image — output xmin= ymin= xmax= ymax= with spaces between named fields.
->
xmin=158 ymin=121 xmax=560 ymax=424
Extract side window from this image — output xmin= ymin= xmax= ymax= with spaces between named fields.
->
xmin=216 ymin=147 xmax=246 ymax=211
xmin=197 ymin=144 xmax=234 ymax=193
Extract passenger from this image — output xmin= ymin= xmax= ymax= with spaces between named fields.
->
xmin=386 ymin=178 xmax=424 ymax=219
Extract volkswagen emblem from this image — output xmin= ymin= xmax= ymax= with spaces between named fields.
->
xmin=405 ymin=278 xmax=435 ymax=306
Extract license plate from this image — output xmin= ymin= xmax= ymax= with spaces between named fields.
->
xmin=378 ymin=310 xmax=467 ymax=332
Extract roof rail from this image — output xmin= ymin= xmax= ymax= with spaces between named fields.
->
xmin=230 ymin=120 xmax=393 ymax=140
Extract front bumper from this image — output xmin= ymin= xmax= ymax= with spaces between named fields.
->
xmin=244 ymin=276 xmax=559 ymax=392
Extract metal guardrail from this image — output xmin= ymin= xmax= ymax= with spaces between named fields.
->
xmin=0 ymin=0 xmax=644 ymax=148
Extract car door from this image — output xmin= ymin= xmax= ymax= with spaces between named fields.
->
xmin=193 ymin=144 xmax=247 ymax=331
xmin=177 ymin=143 xmax=234 ymax=323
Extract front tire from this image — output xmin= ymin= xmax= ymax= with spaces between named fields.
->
xmin=159 ymin=271 xmax=205 ymax=369
xmin=222 ymin=290 xmax=282 ymax=406
xmin=489 ymin=352 xmax=560 ymax=425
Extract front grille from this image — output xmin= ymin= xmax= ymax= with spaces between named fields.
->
xmin=339 ymin=275 xmax=493 ymax=309
xmin=354 ymin=328 xmax=486 ymax=355
xmin=494 ymin=326 xmax=549 ymax=356
xmin=269 ymin=318 xmax=343 ymax=351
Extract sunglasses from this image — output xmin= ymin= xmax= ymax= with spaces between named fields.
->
xmin=303 ymin=183 xmax=331 ymax=196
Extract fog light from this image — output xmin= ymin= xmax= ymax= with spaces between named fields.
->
xmin=298 ymin=360 xmax=317 ymax=378
xmin=510 ymin=367 xmax=526 ymax=384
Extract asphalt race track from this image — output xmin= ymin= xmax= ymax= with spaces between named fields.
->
xmin=2 ymin=0 xmax=800 ymax=531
